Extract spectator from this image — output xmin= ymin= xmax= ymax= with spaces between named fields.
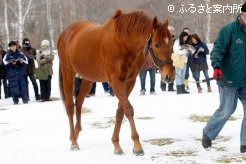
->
xmin=183 ymin=27 xmax=193 ymax=90
xmin=160 ymin=25 xmax=175 ymax=92
xmin=36 ymin=40 xmax=54 ymax=102
xmin=88 ymin=82 xmax=114 ymax=96
xmin=190 ymin=34 xmax=211 ymax=93
xmin=0 ymin=45 xmax=9 ymax=99
xmin=15 ymin=40 xmax=21 ymax=50
xmin=3 ymin=41 xmax=28 ymax=104
xmin=20 ymin=38 xmax=40 ymax=100
xmin=139 ymin=54 xmax=156 ymax=95
xmin=173 ymin=32 xmax=190 ymax=94
xmin=202 ymin=3 xmax=246 ymax=153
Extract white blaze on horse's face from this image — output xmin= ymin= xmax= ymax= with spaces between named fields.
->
xmin=164 ymin=37 xmax=169 ymax=45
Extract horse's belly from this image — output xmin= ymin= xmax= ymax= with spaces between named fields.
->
xmin=73 ymin=61 xmax=107 ymax=82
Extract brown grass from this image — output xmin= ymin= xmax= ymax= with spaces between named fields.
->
xmin=188 ymin=114 xmax=237 ymax=122
xmin=144 ymin=138 xmax=176 ymax=146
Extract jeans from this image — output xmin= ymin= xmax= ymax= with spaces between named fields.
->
xmin=74 ymin=77 xmax=82 ymax=96
xmin=102 ymin=82 xmax=109 ymax=92
xmin=139 ymin=68 xmax=156 ymax=92
xmin=90 ymin=82 xmax=96 ymax=94
xmin=203 ymin=85 xmax=246 ymax=145
xmin=175 ymin=64 xmax=187 ymax=85
xmin=192 ymin=70 xmax=210 ymax=86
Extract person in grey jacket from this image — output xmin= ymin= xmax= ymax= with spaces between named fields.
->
xmin=36 ymin=40 xmax=54 ymax=102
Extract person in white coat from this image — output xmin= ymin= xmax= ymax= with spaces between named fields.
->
xmin=173 ymin=32 xmax=190 ymax=94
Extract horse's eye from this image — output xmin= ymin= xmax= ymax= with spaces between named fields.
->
xmin=154 ymin=43 xmax=160 ymax=48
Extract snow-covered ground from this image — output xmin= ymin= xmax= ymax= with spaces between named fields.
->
xmin=0 ymin=49 xmax=245 ymax=164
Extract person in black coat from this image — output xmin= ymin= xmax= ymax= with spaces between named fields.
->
xmin=190 ymin=33 xmax=211 ymax=93
xmin=20 ymin=38 xmax=40 ymax=100
xmin=3 ymin=41 xmax=28 ymax=104
xmin=0 ymin=45 xmax=9 ymax=99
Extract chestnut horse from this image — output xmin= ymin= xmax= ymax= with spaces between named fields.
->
xmin=57 ymin=10 xmax=174 ymax=155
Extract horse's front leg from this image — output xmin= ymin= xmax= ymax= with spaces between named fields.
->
xmin=112 ymin=103 xmax=124 ymax=155
xmin=123 ymin=103 xmax=144 ymax=156
xmin=111 ymin=79 xmax=144 ymax=156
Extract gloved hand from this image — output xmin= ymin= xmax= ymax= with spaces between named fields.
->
xmin=213 ymin=68 xmax=222 ymax=80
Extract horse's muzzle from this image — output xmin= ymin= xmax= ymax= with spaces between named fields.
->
xmin=162 ymin=74 xmax=174 ymax=83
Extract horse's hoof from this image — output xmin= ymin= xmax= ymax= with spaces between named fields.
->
xmin=71 ymin=144 xmax=80 ymax=151
xmin=114 ymin=149 xmax=125 ymax=155
xmin=133 ymin=149 xmax=144 ymax=156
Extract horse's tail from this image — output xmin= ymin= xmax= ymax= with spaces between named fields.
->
xmin=59 ymin=64 xmax=65 ymax=104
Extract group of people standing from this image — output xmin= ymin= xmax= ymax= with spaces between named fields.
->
xmin=173 ymin=27 xmax=211 ymax=94
xmin=139 ymin=26 xmax=212 ymax=95
xmin=0 ymin=38 xmax=54 ymax=104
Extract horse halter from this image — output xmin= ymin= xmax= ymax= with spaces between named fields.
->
xmin=144 ymin=34 xmax=173 ymax=67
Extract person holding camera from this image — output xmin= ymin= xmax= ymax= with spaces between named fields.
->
xmin=20 ymin=38 xmax=40 ymax=100
xmin=36 ymin=40 xmax=54 ymax=102
xmin=3 ymin=41 xmax=28 ymax=104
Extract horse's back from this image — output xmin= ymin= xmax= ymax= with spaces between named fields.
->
xmin=57 ymin=20 xmax=99 ymax=53
xmin=57 ymin=20 xmax=109 ymax=82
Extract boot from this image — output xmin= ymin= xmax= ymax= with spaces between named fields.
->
xmin=240 ymin=145 xmax=246 ymax=153
xmin=202 ymin=131 xmax=212 ymax=151
xmin=184 ymin=79 xmax=189 ymax=90
xmin=168 ymin=81 xmax=176 ymax=91
xmin=181 ymin=84 xmax=190 ymax=94
xmin=207 ymin=86 xmax=212 ymax=92
xmin=176 ymin=85 xmax=182 ymax=94
xmin=196 ymin=82 xmax=202 ymax=93
xmin=35 ymin=94 xmax=41 ymax=101
xmin=160 ymin=82 xmax=166 ymax=91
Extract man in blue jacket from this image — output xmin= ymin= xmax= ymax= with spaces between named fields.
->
xmin=202 ymin=2 xmax=246 ymax=153
xmin=3 ymin=41 xmax=28 ymax=104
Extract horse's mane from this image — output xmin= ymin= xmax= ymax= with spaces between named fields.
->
xmin=112 ymin=10 xmax=153 ymax=37
xmin=112 ymin=10 xmax=170 ymax=43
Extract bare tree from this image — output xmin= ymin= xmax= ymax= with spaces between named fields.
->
xmin=4 ymin=0 xmax=9 ymax=46
xmin=204 ymin=0 xmax=211 ymax=43
xmin=46 ymin=0 xmax=55 ymax=49
xmin=17 ymin=0 xmax=33 ymax=42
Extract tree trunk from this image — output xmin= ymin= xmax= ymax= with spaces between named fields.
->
xmin=4 ymin=0 xmax=10 ymax=47
xmin=17 ymin=0 xmax=33 ymax=42
xmin=17 ymin=0 xmax=24 ymax=42
xmin=46 ymin=0 xmax=55 ymax=49
xmin=205 ymin=0 xmax=211 ymax=44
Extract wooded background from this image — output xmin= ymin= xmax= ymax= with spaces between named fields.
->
xmin=0 ymin=0 xmax=244 ymax=49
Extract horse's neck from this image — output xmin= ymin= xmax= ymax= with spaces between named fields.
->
xmin=124 ymin=32 xmax=150 ymax=53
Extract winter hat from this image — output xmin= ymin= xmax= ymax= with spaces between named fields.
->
xmin=41 ymin=40 xmax=50 ymax=47
xmin=8 ymin=41 xmax=17 ymax=47
xmin=22 ymin=38 xmax=31 ymax=48
xmin=241 ymin=2 xmax=246 ymax=12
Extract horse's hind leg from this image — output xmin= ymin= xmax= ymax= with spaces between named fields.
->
xmin=61 ymin=69 xmax=79 ymax=150
xmin=74 ymin=79 xmax=93 ymax=140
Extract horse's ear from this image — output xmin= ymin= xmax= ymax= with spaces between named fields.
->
xmin=152 ymin=16 xmax=158 ymax=29
xmin=113 ymin=9 xmax=122 ymax=19
xmin=163 ymin=18 xmax=168 ymax=28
